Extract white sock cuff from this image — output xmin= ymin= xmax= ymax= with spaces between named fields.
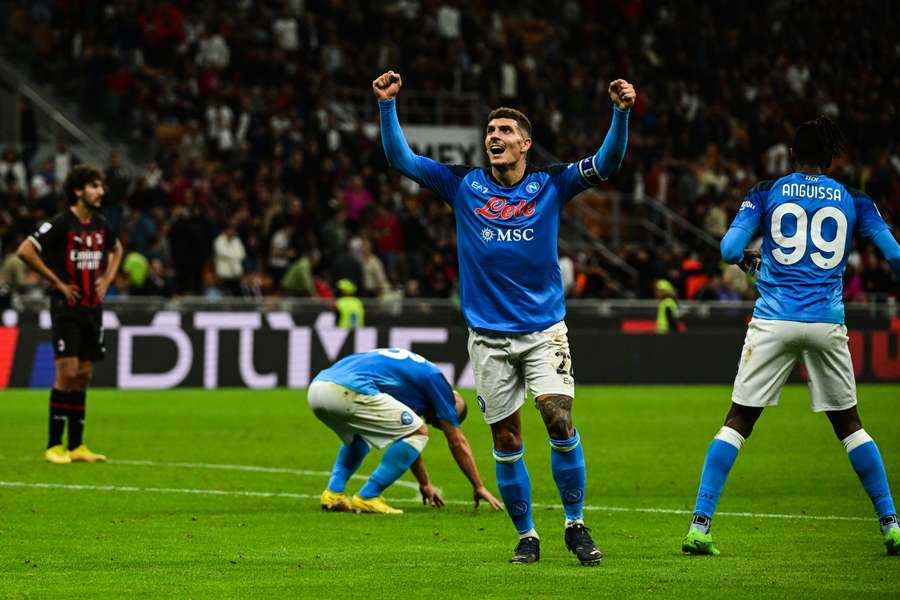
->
xmin=402 ymin=434 xmax=429 ymax=453
xmin=493 ymin=447 xmax=524 ymax=463
xmin=715 ymin=426 xmax=745 ymax=450
xmin=841 ymin=429 xmax=873 ymax=453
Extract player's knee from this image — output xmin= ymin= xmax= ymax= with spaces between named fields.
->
xmin=723 ymin=404 xmax=761 ymax=439
xmin=73 ymin=368 xmax=93 ymax=391
xmin=56 ymin=365 xmax=79 ymax=390
xmin=827 ymin=409 xmax=862 ymax=441
xmin=536 ymin=395 xmax=574 ymax=439
xmin=723 ymin=416 xmax=754 ymax=439
xmin=492 ymin=429 xmax=522 ymax=454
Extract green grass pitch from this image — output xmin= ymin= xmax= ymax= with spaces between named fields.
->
xmin=1 ymin=385 xmax=898 ymax=598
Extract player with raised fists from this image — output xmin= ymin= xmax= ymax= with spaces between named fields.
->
xmin=374 ymin=69 xmax=635 ymax=565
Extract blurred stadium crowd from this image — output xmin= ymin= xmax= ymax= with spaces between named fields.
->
xmin=1 ymin=1 xmax=898 ymax=304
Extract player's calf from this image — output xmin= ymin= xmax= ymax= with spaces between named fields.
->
xmin=358 ymin=433 xmax=428 ymax=500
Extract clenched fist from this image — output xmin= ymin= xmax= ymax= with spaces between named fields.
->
xmin=609 ymin=79 xmax=636 ymax=110
xmin=373 ymin=70 xmax=402 ymax=101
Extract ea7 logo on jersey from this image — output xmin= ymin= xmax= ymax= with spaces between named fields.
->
xmin=739 ymin=200 xmax=756 ymax=211
xmin=470 ymin=180 xmax=491 ymax=195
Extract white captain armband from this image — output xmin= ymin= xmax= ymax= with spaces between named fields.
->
xmin=577 ymin=156 xmax=606 ymax=186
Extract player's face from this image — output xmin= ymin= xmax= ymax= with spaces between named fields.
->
xmin=78 ymin=180 xmax=105 ymax=210
xmin=485 ymin=118 xmax=531 ymax=168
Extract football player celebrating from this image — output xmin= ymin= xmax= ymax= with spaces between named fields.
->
xmin=374 ymin=70 xmax=634 ymax=564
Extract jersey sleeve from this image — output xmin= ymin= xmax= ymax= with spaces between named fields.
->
xmin=729 ymin=181 xmax=770 ymax=234
xmin=549 ymin=106 xmax=630 ymax=201
xmin=28 ymin=213 xmax=67 ymax=255
xmin=849 ymin=188 xmax=890 ymax=241
xmin=421 ymin=371 xmax=459 ymax=427
xmin=379 ymin=98 xmax=467 ymax=205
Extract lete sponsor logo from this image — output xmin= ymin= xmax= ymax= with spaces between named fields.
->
xmin=474 ymin=197 xmax=536 ymax=220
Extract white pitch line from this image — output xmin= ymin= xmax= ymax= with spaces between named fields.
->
xmin=110 ymin=459 xmax=424 ymax=492
xmin=0 ymin=480 xmax=871 ymax=522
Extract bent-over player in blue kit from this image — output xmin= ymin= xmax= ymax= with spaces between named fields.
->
xmin=682 ymin=116 xmax=900 ymax=556
xmin=373 ymin=70 xmax=635 ymax=564
xmin=309 ymin=348 xmax=503 ymax=514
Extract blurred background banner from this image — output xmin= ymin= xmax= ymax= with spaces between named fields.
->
xmin=3 ymin=300 xmax=899 ymax=389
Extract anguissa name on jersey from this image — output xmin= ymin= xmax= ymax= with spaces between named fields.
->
xmin=782 ymin=183 xmax=842 ymax=201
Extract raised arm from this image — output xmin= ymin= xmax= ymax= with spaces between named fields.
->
xmin=436 ymin=420 xmax=504 ymax=511
xmin=374 ymin=71 xmax=419 ymax=177
xmin=373 ymin=70 xmax=465 ymax=203
xmin=557 ymin=80 xmax=635 ymax=198
xmin=591 ymin=79 xmax=636 ymax=178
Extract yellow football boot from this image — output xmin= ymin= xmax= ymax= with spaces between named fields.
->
xmin=351 ymin=494 xmax=403 ymax=514
xmin=68 ymin=445 xmax=107 ymax=463
xmin=320 ymin=489 xmax=352 ymax=512
xmin=44 ymin=444 xmax=71 ymax=464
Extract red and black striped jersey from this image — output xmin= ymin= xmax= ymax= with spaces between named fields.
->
xmin=28 ymin=209 xmax=118 ymax=309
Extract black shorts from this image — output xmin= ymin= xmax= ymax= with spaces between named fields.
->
xmin=51 ymin=308 xmax=106 ymax=362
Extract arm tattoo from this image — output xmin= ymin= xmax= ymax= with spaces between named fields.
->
xmin=535 ymin=394 xmax=574 ymax=440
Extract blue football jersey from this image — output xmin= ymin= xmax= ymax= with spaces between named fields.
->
xmin=379 ymin=98 xmax=629 ymax=333
xmin=312 ymin=349 xmax=459 ymax=426
xmin=411 ymin=162 xmax=601 ymax=332
xmin=729 ymin=172 xmax=890 ymax=323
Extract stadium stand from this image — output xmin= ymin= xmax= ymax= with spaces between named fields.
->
xmin=0 ymin=1 xmax=898 ymax=304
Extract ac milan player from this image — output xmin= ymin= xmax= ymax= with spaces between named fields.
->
xmin=17 ymin=165 xmax=123 ymax=464
xmin=374 ymin=70 xmax=635 ymax=565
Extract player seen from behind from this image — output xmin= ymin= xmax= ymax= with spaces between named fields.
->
xmin=682 ymin=116 xmax=900 ymax=556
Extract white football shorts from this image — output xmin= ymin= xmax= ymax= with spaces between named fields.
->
xmin=732 ymin=318 xmax=857 ymax=412
xmin=307 ymin=380 xmax=423 ymax=448
xmin=467 ymin=320 xmax=575 ymax=424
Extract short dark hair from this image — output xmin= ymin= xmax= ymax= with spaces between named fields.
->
xmin=793 ymin=115 xmax=848 ymax=169
xmin=64 ymin=164 xmax=104 ymax=205
xmin=486 ymin=107 xmax=532 ymax=138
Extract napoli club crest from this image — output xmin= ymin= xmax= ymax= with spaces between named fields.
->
xmin=509 ymin=501 xmax=530 ymax=517
xmin=400 ymin=411 xmax=414 ymax=425
xmin=525 ymin=181 xmax=540 ymax=194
